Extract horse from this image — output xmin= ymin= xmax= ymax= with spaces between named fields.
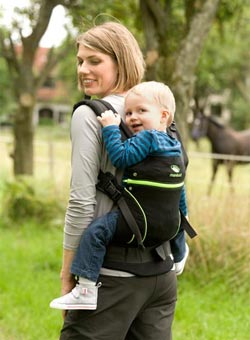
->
xmin=191 ymin=111 xmax=250 ymax=194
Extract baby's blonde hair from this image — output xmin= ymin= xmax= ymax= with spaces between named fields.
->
xmin=127 ymin=81 xmax=176 ymax=124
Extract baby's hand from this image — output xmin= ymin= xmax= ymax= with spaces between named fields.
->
xmin=97 ymin=110 xmax=121 ymax=127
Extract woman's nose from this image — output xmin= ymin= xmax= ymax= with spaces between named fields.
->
xmin=78 ymin=62 xmax=90 ymax=74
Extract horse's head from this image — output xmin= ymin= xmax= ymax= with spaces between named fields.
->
xmin=191 ymin=111 xmax=208 ymax=141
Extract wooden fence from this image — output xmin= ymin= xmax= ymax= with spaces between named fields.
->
xmin=1 ymin=136 xmax=250 ymax=183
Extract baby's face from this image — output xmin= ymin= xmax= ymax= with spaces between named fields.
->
xmin=124 ymin=93 xmax=168 ymax=134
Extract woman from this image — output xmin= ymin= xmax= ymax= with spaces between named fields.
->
xmin=59 ymin=21 xmax=177 ymax=340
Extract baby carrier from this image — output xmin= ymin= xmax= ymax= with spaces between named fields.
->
xmin=72 ymin=99 xmax=197 ymax=252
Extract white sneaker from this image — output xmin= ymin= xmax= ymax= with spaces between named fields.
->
xmin=175 ymin=243 xmax=189 ymax=276
xmin=49 ymin=282 xmax=102 ymax=310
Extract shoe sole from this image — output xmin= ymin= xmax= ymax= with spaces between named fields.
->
xmin=50 ymin=302 xmax=97 ymax=310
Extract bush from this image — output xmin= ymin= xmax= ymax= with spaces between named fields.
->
xmin=0 ymin=177 xmax=65 ymax=227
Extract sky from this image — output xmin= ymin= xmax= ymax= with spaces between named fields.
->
xmin=0 ymin=0 xmax=69 ymax=47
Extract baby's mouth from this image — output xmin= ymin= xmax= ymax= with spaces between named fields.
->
xmin=131 ymin=123 xmax=142 ymax=129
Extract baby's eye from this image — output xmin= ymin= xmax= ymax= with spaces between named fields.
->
xmin=125 ymin=111 xmax=132 ymax=117
xmin=139 ymin=108 xmax=146 ymax=113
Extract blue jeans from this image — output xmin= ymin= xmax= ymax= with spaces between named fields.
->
xmin=71 ymin=210 xmax=186 ymax=282
xmin=71 ymin=211 xmax=119 ymax=282
xmin=170 ymin=227 xmax=186 ymax=262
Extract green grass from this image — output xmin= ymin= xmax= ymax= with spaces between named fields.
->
xmin=0 ymin=128 xmax=249 ymax=339
xmin=0 ymin=221 xmax=249 ymax=340
xmin=174 ymin=273 xmax=250 ymax=340
xmin=0 ymin=222 xmax=63 ymax=340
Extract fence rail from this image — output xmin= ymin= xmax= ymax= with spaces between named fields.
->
xmin=1 ymin=137 xmax=250 ymax=163
xmin=188 ymin=151 xmax=250 ymax=162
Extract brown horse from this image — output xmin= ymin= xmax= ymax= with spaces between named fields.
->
xmin=191 ymin=112 xmax=250 ymax=194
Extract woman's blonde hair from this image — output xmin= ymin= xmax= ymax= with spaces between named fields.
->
xmin=127 ymin=81 xmax=176 ymax=123
xmin=76 ymin=22 xmax=145 ymax=93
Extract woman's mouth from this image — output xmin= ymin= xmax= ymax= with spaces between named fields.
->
xmin=83 ymin=79 xmax=95 ymax=85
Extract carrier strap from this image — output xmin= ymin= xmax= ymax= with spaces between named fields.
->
xmin=73 ymin=99 xmax=132 ymax=140
xmin=180 ymin=210 xmax=197 ymax=238
xmin=97 ymin=170 xmax=145 ymax=248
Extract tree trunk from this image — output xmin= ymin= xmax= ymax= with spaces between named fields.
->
xmin=140 ymin=0 xmax=220 ymax=144
xmin=13 ymin=102 xmax=35 ymax=175
xmin=139 ymin=0 xmax=159 ymax=80
xmin=0 ymin=0 xmax=71 ymax=177
xmin=171 ymin=0 xmax=220 ymax=142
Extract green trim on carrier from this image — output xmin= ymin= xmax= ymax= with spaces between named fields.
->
xmin=123 ymin=178 xmax=184 ymax=189
xmin=124 ymin=187 xmax=148 ymax=244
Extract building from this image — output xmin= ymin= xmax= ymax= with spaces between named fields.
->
xmin=33 ymin=47 xmax=71 ymax=125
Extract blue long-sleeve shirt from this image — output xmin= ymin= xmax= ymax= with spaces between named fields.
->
xmin=102 ymin=125 xmax=188 ymax=215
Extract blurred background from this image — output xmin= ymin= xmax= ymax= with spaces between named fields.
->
xmin=0 ymin=1 xmax=249 ymax=339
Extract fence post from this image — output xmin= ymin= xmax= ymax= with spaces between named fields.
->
xmin=48 ymin=140 xmax=54 ymax=178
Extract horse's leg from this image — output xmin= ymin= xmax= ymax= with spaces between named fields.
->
xmin=226 ymin=160 xmax=234 ymax=192
xmin=207 ymin=159 xmax=218 ymax=195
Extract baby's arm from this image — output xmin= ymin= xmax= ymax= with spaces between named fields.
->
xmin=97 ymin=110 xmax=121 ymax=127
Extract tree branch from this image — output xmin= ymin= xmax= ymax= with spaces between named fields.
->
xmin=23 ymin=0 xmax=63 ymax=56
xmin=173 ymin=0 xmax=220 ymax=81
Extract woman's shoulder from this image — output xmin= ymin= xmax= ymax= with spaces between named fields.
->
xmin=72 ymin=102 xmax=98 ymax=121
xmin=102 ymin=94 xmax=125 ymax=117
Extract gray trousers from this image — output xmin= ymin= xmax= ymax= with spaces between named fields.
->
xmin=60 ymin=270 xmax=177 ymax=340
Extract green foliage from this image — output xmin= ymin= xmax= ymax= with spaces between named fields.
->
xmin=196 ymin=0 xmax=250 ymax=129
xmin=0 ymin=177 xmax=65 ymax=227
xmin=230 ymin=94 xmax=250 ymax=129
xmin=0 ymin=59 xmax=16 ymax=118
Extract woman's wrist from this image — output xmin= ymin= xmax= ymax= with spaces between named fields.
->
xmin=60 ymin=269 xmax=74 ymax=281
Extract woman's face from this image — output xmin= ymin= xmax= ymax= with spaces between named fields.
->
xmin=77 ymin=45 xmax=118 ymax=98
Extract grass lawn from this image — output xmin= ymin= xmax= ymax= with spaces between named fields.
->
xmin=0 ymin=128 xmax=249 ymax=339
xmin=0 ymin=221 xmax=249 ymax=340
xmin=174 ymin=273 xmax=250 ymax=340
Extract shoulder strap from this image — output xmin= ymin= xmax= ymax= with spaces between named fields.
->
xmin=167 ymin=121 xmax=189 ymax=168
xmin=72 ymin=98 xmax=132 ymax=140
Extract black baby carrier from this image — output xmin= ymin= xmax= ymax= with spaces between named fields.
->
xmin=72 ymin=99 xmax=197 ymax=275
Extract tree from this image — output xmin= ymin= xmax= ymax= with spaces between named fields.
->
xmin=0 ymin=0 xmax=77 ymax=175
xmin=68 ymin=0 xmax=220 ymax=142
xmin=139 ymin=0 xmax=220 ymax=142
xmin=195 ymin=0 xmax=250 ymax=129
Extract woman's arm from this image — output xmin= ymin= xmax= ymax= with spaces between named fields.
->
xmin=63 ymin=106 xmax=102 ymax=251
xmin=60 ymin=106 xmax=102 ymax=295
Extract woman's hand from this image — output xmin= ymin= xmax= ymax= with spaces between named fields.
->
xmin=60 ymin=271 xmax=76 ymax=319
xmin=97 ymin=110 xmax=121 ymax=127
xmin=60 ymin=272 xmax=76 ymax=296
xmin=60 ymin=249 xmax=76 ymax=318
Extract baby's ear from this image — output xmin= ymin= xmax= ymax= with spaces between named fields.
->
xmin=161 ymin=110 xmax=171 ymax=126
xmin=161 ymin=109 xmax=169 ymax=120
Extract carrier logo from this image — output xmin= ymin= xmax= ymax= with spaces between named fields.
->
xmin=171 ymin=165 xmax=180 ymax=173
xmin=170 ymin=164 xmax=182 ymax=177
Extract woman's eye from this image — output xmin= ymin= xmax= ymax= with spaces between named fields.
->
xmin=89 ymin=59 xmax=101 ymax=65
xmin=77 ymin=59 xmax=83 ymax=66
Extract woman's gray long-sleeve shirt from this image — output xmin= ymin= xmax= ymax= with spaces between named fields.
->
xmin=63 ymin=94 xmax=125 ymax=251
